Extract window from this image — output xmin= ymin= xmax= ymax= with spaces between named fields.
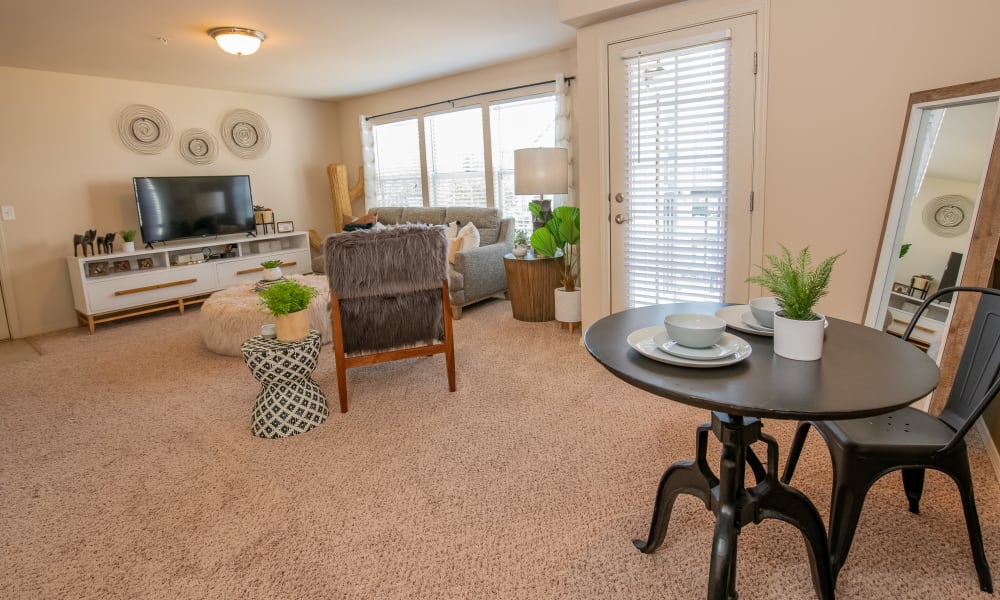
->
xmin=369 ymin=92 xmax=558 ymax=229
xmin=425 ymin=107 xmax=487 ymax=207
xmin=372 ymin=118 xmax=422 ymax=207
xmin=490 ymin=96 xmax=557 ymax=232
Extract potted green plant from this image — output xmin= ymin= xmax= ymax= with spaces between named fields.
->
xmin=258 ymin=279 xmax=318 ymax=342
xmin=260 ymin=259 xmax=283 ymax=281
xmin=747 ymin=245 xmax=843 ymax=360
xmin=512 ymin=229 xmax=530 ymax=259
xmin=529 ymin=204 xmax=581 ymax=325
xmin=120 ymin=229 xmax=136 ymax=252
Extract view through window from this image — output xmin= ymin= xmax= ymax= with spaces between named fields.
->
xmin=370 ymin=93 xmax=557 ymax=230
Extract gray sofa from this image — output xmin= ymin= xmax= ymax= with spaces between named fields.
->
xmin=371 ymin=207 xmax=514 ymax=318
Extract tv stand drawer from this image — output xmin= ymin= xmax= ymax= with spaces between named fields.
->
xmin=85 ymin=264 xmax=218 ymax=313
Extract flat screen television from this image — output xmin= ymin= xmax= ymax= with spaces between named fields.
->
xmin=133 ymin=175 xmax=256 ymax=244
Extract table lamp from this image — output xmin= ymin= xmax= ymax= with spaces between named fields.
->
xmin=515 ymin=147 xmax=568 ymax=230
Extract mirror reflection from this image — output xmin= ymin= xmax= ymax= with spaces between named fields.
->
xmin=868 ymin=98 xmax=999 ymax=355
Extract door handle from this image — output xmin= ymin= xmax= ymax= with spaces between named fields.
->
xmin=614 ymin=213 xmax=630 ymax=224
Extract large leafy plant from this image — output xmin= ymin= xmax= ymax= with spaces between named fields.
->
xmin=746 ymin=245 xmax=844 ymax=321
xmin=529 ymin=204 xmax=580 ymax=291
xmin=258 ymin=279 xmax=318 ymax=316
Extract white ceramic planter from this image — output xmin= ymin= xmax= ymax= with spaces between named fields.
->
xmin=773 ymin=312 xmax=825 ymax=361
xmin=554 ymin=287 xmax=582 ymax=323
xmin=512 ymin=245 xmax=529 ymax=258
xmin=121 ymin=241 xmax=135 ymax=252
xmin=262 ymin=266 xmax=282 ymax=281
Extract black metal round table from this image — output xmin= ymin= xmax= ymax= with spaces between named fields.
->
xmin=584 ymin=302 xmax=939 ymax=600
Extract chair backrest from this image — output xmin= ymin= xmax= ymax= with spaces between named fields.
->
xmin=323 ymin=224 xmax=449 ymax=354
xmin=905 ymin=286 xmax=1000 ymax=449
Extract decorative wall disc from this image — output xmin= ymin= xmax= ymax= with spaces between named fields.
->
xmin=178 ymin=128 xmax=218 ymax=165
xmin=117 ymin=104 xmax=172 ymax=154
xmin=221 ymin=109 xmax=271 ymax=158
xmin=922 ymin=194 xmax=974 ymax=237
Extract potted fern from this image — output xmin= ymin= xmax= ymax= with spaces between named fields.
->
xmin=747 ymin=245 xmax=843 ymax=360
xmin=530 ymin=204 xmax=581 ymax=326
xmin=258 ymin=279 xmax=318 ymax=342
xmin=260 ymin=259 xmax=283 ymax=281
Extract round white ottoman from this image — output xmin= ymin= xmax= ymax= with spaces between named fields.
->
xmin=202 ymin=274 xmax=331 ymax=356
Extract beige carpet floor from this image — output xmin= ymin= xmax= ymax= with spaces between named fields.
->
xmin=1 ymin=299 xmax=999 ymax=599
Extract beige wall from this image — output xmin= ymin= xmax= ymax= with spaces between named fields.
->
xmin=0 ymin=67 xmax=340 ymax=337
xmin=335 ymin=48 xmax=577 ymax=215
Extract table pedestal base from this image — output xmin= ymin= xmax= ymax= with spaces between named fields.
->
xmin=634 ymin=412 xmax=834 ymax=600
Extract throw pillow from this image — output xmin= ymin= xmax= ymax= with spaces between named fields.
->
xmin=450 ymin=222 xmax=480 ymax=264
xmin=447 ymin=221 xmax=459 ymax=239
xmin=343 ymin=210 xmax=378 ymax=230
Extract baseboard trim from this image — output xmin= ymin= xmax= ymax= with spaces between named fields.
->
xmin=975 ymin=418 xmax=1000 ymax=484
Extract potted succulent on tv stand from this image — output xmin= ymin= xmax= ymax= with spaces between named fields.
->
xmin=260 ymin=259 xmax=283 ymax=281
xmin=529 ymin=204 xmax=581 ymax=327
xmin=258 ymin=279 xmax=318 ymax=342
xmin=747 ymin=245 xmax=844 ymax=361
xmin=120 ymin=229 xmax=136 ymax=252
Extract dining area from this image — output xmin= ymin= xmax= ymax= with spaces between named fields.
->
xmin=584 ymin=286 xmax=1000 ymax=599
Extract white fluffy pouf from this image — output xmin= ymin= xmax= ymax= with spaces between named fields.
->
xmin=201 ymin=274 xmax=332 ymax=357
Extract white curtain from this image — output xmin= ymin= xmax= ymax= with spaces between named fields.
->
xmin=555 ymin=73 xmax=575 ymax=207
xmin=359 ymin=115 xmax=376 ymax=208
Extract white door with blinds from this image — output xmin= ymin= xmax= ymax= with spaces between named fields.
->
xmin=608 ymin=15 xmax=757 ymax=310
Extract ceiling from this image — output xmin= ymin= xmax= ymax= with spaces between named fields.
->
xmin=926 ymin=100 xmax=999 ymax=183
xmin=0 ymin=0 xmax=577 ymax=101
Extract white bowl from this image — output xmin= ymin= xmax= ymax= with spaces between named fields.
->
xmin=749 ymin=297 xmax=780 ymax=329
xmin=663 ymin=313 xmax=727 ymax=348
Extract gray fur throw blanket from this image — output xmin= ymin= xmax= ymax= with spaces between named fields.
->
xmin=324 ymin=224 xmax=449 ymax=353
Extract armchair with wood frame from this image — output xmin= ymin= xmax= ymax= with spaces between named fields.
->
xmin=323 ymin=223 xmax=456 ymax=413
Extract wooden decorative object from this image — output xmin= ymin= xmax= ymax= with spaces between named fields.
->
xmin=327 ymin=164 xmax=365 ymax=232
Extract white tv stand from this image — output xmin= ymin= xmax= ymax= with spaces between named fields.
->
xmin=66 ymin=231 xmax=312 ymax=333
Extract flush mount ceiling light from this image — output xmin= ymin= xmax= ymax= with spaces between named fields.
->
xmin=208 ymin=27 xmax=266 ymax=56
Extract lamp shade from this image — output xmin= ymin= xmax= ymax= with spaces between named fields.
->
xmin=514 ymin=147 xmax=568 ymax=195
xmin=208 ymin=27 xmax=266 ymax=56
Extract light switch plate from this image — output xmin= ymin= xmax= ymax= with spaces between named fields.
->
xmin=1 ymin=206 xmax=14 ymax=221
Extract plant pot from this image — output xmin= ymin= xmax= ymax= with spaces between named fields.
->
xmin=512 ymin=246 xmax=529 ymax=259
xmin=554 ymin=287 xmax=582 ymax=323
xmin=262 ymin=266 xmax=282 ymax=281
xmin=274 ymin=309 xmax=309 ymax=342
xmin=773 ymin=311 xmax=825 ymax=361
xmin=121 ymin=241 xmax=135 ymax=252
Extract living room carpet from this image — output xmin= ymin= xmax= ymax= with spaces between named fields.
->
xmin=1 ymin=299 xmax=999 ymax=599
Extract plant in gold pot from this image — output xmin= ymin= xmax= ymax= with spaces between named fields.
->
xmin=747 ymin=245 xmax=843 ymax=361
xmin=258 ymin=279 xmax=318 ymax=342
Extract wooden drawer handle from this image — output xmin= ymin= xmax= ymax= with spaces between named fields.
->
xmin=235 ymin=261 xmax=297 ymax=276
xmin=115 ymin=278 xmax=197 ymax=296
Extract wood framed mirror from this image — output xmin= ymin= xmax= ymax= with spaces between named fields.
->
xmin=866 ymin=77 xmax=1000 ymax=414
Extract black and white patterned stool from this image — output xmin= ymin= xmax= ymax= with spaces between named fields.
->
xmin=241 ymin=330 xmax=328 ymax=438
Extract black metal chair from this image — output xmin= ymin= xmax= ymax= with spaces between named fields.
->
xmin=781 ymin=285 xmax=1000 ymax=593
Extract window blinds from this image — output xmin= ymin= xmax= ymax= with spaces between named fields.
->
xmin=490 ymin=96 xmax=558 ymax=231
xmin=425 ymin=107 xmax=487 ymax=208
xmin=372 ymin=118 xmax=423 ymax=207
xmin=622 ymin=39 xmax=731 ymax=306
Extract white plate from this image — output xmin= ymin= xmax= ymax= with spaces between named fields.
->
xmin=740 ymin=310 xmax=774 ymax=332
xmin=657 ymin=331 xmax=740 ymax=360
xmin=715 ymin=305 xmax=829 ymax=336
xmin=715 ymin=305 xmax=773 ymax=337
xmin=627 ymin=326 xmax=752 ymax=368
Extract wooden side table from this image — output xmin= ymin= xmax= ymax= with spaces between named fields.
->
xmin=503 ymin=253 xmax=562 ymax=322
